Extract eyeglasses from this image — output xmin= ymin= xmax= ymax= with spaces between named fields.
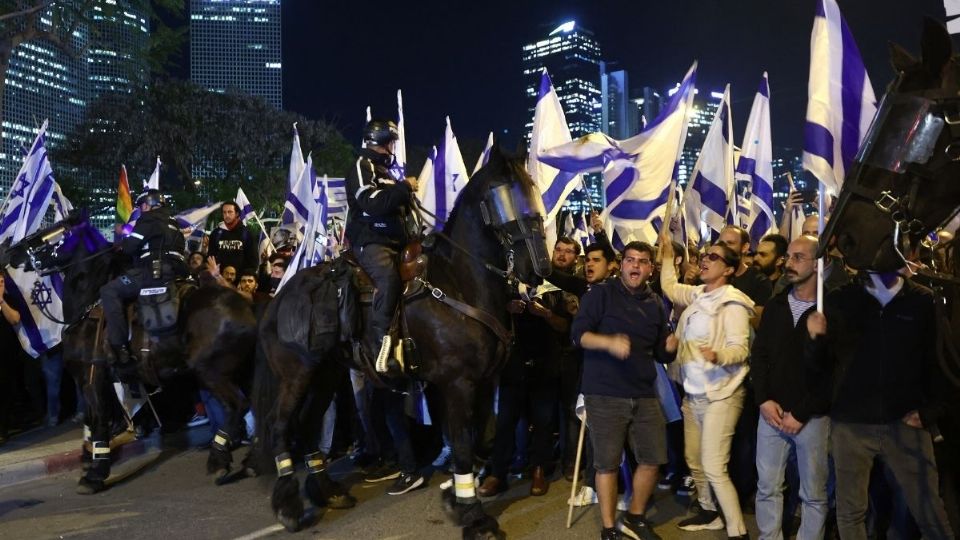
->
xmin=703 ymin=252 xmax=733 ymax=266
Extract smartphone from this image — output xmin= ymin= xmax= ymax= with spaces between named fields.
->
xmin=797 ymin=190 xmax=818 ymax=204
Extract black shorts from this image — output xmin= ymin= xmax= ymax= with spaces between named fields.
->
xmin=584 ymin=394 xmax=667 ymax=472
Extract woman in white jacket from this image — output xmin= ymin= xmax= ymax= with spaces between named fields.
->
xmin=659 ymin=238 xmax=755 ymax=539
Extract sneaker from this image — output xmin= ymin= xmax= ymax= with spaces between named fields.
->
xmin=676 ymin=508 xmax=724 ymax=531
xmin=676 ymin=475 xmax=695 ymax=497
xmin=386 ymin=472 xmax=425 ymax=495
xmin=432 ymin=445 xmax=452 ymax=468
xmin=619 ymin=513 xmax=662 ymax=540
xmin=601 ymin=527 xmax=622 ymax=540
xmin=187 ymin=414 xmax=209 ymax=428
xmin=657 ymin=472 xmax=675 ymax=491
xmin=568 ymin=485 xmax=598 ymax=507
xmin=363 ymin=462 xmax=401 ymax=483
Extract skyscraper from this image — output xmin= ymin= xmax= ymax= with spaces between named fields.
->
xmin=87 ymin=0 xmax=150 ymax=104
xmin=522 ymin=21 xmax=603 ymax=210
xmin=190 ymin=0 xmax=282 ymax=109
xmin=601 ymin=66 xmax=638 ymax=140
xmin=675 ymin=88 xmax=723 ymax=187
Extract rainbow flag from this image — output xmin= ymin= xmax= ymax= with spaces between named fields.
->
xmin=115 ymin=165 xmax=133 ymax=239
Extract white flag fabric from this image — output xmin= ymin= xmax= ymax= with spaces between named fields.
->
xmin=540 ymin=63 xmax=698 ymax=247
xmin=144 ymin=156 xmax=161 ymax=190
xmin=277 ymin=172 xmax=329 ymax=292
xmin=685 ymin=84 xmax=735 ymax=244
xmin=473 ymin=132 xmax=494 ymax=176
xmin=236 ymin=187 xmax=255 ymax=224
xmin=417 ymin=118 xmax=469 ymax=231
xmin=391 ymin=90 xmax=407 ymax=180
xmin=174 ymin=202 xmax=221 ymax=231
xmin=737 ymin=73 xmax=776 ymax=244
xmin=0 ymin=121 xmax=66 ymax=357
xmin=529 ymin=70 xmax=580 ymax=227
xmin=288 ymin=123 xmax=306 ymax=194
xmin=415 ymin=146 xmax=438 ymax=231
xmin=282 ymin=153 xmax=317 ymax=230
xmin=51 ymin=182 xmax=74 ymax=221
xmin=803 ymin=0 xmax=877 ymax=194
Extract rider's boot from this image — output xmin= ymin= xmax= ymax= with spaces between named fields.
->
xmin=109 ymin=342 xmax=140 ymax=385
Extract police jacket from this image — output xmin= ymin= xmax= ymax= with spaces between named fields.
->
xmin=120 ymin=207 xmax=186 ymax=274
xmin=208 ymin=221 xmax=259 ymax=275
xmin=345 ymin=148 xmax=413 ymax=248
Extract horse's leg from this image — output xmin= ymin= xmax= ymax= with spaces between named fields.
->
xmin=441 ymin=378 xmax=505 ymax=540
xmin=303 ymin=362 xmax=355 ymax=510
xmin=268 ymin=346 xmax=314 ymax=532
xmin=200 ymin=367 xmax=249 ymax=484
xmin=77 ymin=362 xmax=113 ymax=494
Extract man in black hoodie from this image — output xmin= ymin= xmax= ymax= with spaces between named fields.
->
xmin=100 ymin=190 xmax=186 ymax=371
xmin=807 ymin=269 xmax=954 ymax=539
xmin=752 ymin=235 xmax=832 ymax=539
xmin=345 ymin=119 xmax=419 ymax=373
xmin=207 ymin=201 xmax=258 ymax=277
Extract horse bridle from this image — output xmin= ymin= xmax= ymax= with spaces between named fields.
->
xmin=824 ymin=75 xmax=960 ymax=265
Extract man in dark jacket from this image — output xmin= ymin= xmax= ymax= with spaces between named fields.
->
xmin=100 ymin=190 xmax=186 ymax=371
xmin=807 ymin=270 xmax=954 ymax=540
xmin=345 ymin=119 xmax=419 ymax=372
xmin=207 ymin=201 xmax=258 ymax=276
xmin=752 ymin=235 xmax=832 ymax=539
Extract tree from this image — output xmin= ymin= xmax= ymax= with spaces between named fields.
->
xmin=53 ymin=80 xmax=354 ymax=215
xmin=0 ymin=1 xmax=183 ymax=145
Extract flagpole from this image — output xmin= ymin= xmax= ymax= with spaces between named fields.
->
xmin=816 ymin=183 xmax=825 ymax=313
xmin=252 ymin=211 xmax=277 ymax=254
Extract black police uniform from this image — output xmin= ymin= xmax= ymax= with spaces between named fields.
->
xmin=344 ymin=147 xmax=414 ymax=345
xmin=100 ymin=206 xmax=187 ymax=348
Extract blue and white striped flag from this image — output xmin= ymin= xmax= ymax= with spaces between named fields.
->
xmin=323 ymin=177 xmax=348 ymax=222
xmin=529 ymin=70 xmax=580 ymax=227
xmin=391 ymin=90 xmax=407 ymax=180
xmin=288 ymin=123 xmax=305 ymax=194
xmin=473 ymin=131 xmax=494 ymax=176
xmin=236 ymin=187 xmax=255 ymax=223
xmin=803 ymin=0 xmax=877 ymax=194
xmin=277 ymin=172 xmax=328 ymax=292
xmin=685 ymin=84 xmax=735 ymax=244
xmin=144 ymin=156 xmax=161 ymax=190
xmin=51 ymin=181 xmax=74 ymax=221
xmin=541 ymin=63 xmax=698 ymax=246
xmin=417 ymin=118 xmax=468 ymax=231
xmin=0 ymin=121 xmax=56 ymax=245
xmin=281 ymin=153 xmax=317 ymax=230
xmin=0 ymin=121 xmax=67 ymax=357
xmin=737 ymin=73 xmax=776 ymax=244
xmin=173 ymin=201 xmax=221 ymax=231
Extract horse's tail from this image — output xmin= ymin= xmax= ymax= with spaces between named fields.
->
xmin=251 ymin=326 xmax=282 ymax=479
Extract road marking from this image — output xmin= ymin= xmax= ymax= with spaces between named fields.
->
xmin=232 ymin=524 xmax=285 ymax=540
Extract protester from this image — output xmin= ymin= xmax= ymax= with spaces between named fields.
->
xmin=659 ymin=237 xmax=755 ymax=539
xmin=207 ymin=201 xmax=259 ymax=277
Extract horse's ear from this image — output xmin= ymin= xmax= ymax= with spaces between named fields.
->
xmin=920 ymin=16 xmax=953 ymax=78
xmin=486 ymin=140 xmax=505 ymax=167
xmin=889 ymin=41 xmax=918 ymax=73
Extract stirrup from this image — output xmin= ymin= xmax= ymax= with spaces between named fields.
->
xmin=375 ymin=335 xmax=392 ymax=373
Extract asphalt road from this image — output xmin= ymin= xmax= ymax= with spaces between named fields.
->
xmin=0 ymin=447 xmax=753 ymax=539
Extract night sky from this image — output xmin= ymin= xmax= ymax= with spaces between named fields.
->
xmin=279 ymin=0 xmax=950 ymax=153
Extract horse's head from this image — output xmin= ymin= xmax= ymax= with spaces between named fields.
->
xmin=458 ymin=145 xmax=552 ymax=285
xmin=4 ymin=212 xmax=87 ymax=273
xmin=824 ymin=18 xmax=960 ymax=271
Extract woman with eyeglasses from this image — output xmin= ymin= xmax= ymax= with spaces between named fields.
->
xmin=659 ymin=236 xmax=756 ymax=539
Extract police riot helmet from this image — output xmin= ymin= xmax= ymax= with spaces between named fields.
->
xmin=136 ymin=189 xmax=164 ymax=209
xmin=363 ymin=119 xmax=399 ymax=147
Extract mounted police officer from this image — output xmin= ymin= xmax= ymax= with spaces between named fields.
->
xmin=100 ymin=189 xmax=186 ymax=375
xmin=345 ymin=119 xmax=419 ymax=372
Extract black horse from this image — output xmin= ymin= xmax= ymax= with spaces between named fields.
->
xmin=3 ymin=213 xmax=260 ymax=493
xmin=253 ymin=146 xmax=551 ymax=537
xmin=822 ymin=18 xmax=960 ymax=272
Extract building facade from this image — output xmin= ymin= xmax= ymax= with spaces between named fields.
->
xmin=190 ymin=0 xmax=282 ymax=109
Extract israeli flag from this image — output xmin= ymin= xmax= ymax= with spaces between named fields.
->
xmin=391 ymin=89 xmax=407 ymax=180
xmin=803 ymin=0 xmax=877 ymax=194
xmin=529 ymin=70 xmax=580 ymax=226
xmin=277 ymin=171 xmax=327 ymax=292
xmin=473 ymin=131 xmax=494 ymax=176
xmin=0 ymin=121 xmax=56 ymax=245
xmin=288 ymin=123 xmax=306 ymax=194
xmin=417 ymin=118 xmax=469 ymax=231
xmin=174 ymin=202 xmax=221 ymax=231
xmin=236 ymin=187 xmax=255 ymax=223
xmin=540 ymin=63 xmax=698 ymax=246
xmin=685 ymin=84 xmax=735 ymax=243
xmin=0 ymin=121 xmax=67 ymax=357
xmin=737 ymin=73 xmax=776 ymax=244
xmin=323 ymin=177 xmax=348 ymax=221
xmin=144 ymin=156 xmax=161 ymax=190
xmin=415 ymin=146 xmax=438 ymax=231
xmin=51 ymin=181 xmax=74 ymax=221
xmin=281 ymin=153 xmax=317 ymax=230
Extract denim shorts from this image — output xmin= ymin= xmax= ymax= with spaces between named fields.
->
xmin=584 ymin=394 xmax=667 ymax=472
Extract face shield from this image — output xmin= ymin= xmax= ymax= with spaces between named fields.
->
xmin=481 ymin=182 xmax=551 ymax=278
xmin=857 ymin=93 xmax=946 ymax=174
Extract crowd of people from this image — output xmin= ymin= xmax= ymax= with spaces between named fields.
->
xmin=1 ymin=123 xmax=958 ymax=540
